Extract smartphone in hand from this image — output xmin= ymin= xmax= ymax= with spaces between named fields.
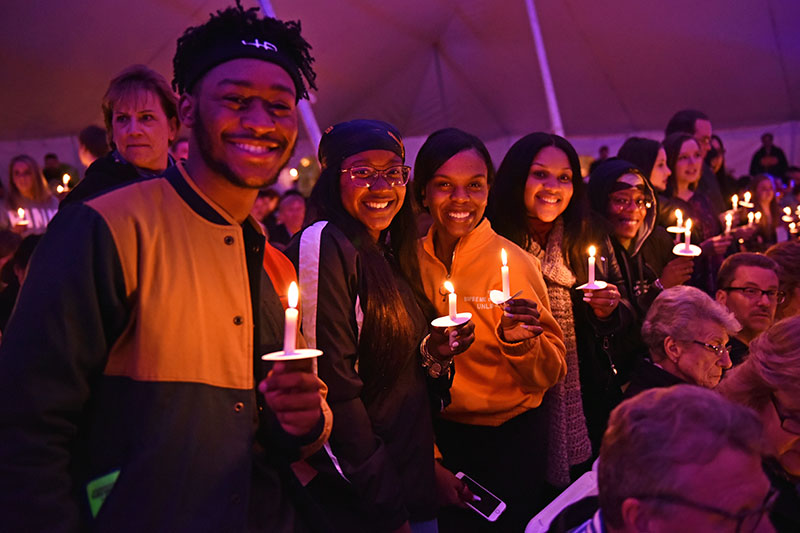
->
xmin=455 ymin=472 xmax=506 ymax=522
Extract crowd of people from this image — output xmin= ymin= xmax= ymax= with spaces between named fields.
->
xmin=0 ymin=3 xmax=798 ymax=533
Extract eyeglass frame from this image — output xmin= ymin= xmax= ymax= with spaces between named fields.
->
xmin=631 ymin=486 xmax=778 ymax=533
xmin=770 ymin=393 xmax=800 ymax=435
xmin=722 ymin=286 xmax=786 ymax=304
xmin=607 ymin=194 xmax=652 ymax=212
xmin=690 ymin=340 xmax=730 ymax=359
xmin=340 ymin=165 xmax=411 ymax=188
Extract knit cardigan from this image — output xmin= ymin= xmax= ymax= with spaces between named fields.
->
xmin=528 ymin=220 xmax=593 ymax=487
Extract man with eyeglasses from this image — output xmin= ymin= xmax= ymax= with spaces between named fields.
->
xmin=571 ymin=385 xmax=776 ymax=533
xmin=716 ymin=253 xmax=782 ymax=366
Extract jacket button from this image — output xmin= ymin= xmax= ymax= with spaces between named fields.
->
xmin=224 ymin=236 xmax=234 ymax=245
xmin=234 ymin=402 xmax=244 ymax=412
xmin=233 ymin=315 xmax=243 ymax=325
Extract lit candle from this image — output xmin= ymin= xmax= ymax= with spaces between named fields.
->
xmin=748 ymin=212 xmax=755 ymax=225
xmin=675 ymin=209 xmax=683 ymax=228
xmin=725 ymin=213 xmax=732 ymax=235
xmin=791 ymin=222 xmax=798 ymax=234
xmin=284 ymin=282 xmax=299 ymax=354
xmin=684 ymin=219 xmax=692 ymax=249
xmin=16 ymin=207 xmax=28 ymax=226
xmin=732 ymin=194 xmax=738 ymax=210
xmin=62 ymin=173 xmax=70 ymax=187
xmin=56 ymin=185 xmax=64 ymax=193
xmin=588 ymin=246 xmax=597 ymax=285
xmin=743 ymin=191 xmax=751 ymax=205
xmin=444 ymin=281 xmax=457 ymax=320
xmin=796 ymin=205 xmax=800 ymax=216
xmin=500 ymin=248 xmax=510 ymax=300
xmin=755 ymin=211 xmax=762 ymax=223
xmin=784 ymin=206 xmax=791 ymax=217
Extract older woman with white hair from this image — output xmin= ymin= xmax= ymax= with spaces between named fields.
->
xmin=625 ymin=286 xmax=740 ymax=398
xmin=719 ymin=315 xmax=800 ymax=532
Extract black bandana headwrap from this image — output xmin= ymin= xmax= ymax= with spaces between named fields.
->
xmin=318 ymin=119 xmax=405 ymax=171
xmin=176 ymin=34 xmax=306 ymax=99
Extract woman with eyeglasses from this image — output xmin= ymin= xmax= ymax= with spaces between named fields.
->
xmin=719 ymin=315 xmax=800 ymax=532
xmin=285 ymin=120 xmax=474 ymax=533
xmin=412 ymin=129 xmax=566 ymax=530
xmin=625 ymin=286 xmax=737 ymax=399
xmin=587 ymin=159 xmax=694 ymax=317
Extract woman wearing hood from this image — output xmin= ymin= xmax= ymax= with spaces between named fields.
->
xmin=587 ymin=158 xmax=694 ymax=317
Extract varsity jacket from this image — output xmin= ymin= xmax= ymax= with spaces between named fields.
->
xmin=0 ymin=164 xmax=331 ymax=532
xmin=418 ymin=218 xmax=567 ymax=426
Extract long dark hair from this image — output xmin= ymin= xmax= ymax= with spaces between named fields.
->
xmin=412 ymin=127 xmax=495 ymax=212
xmin=617 ymin=137 xmax=660 ymax=179
xmin=487 ymin=132 xmax=588 ymax=260
xmin=306 ymin=144 xmax=424 ymax=402
xmin=663 ymin=132 xmax=698 ymax=197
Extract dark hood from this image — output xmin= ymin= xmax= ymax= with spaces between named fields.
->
xmin=587 ymin=158 xmax=657 ymax=257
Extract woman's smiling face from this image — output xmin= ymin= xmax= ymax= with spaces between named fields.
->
xmin=424 ymin=149 xmax=489 ymax=241
xmin=523 ymin=146 xmax=573 ymax=223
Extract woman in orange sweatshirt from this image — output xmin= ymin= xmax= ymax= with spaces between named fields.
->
xmin=414 ymin=128 xmax=566 ymax=531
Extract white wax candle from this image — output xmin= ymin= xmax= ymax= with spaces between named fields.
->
xmin=284 ymin=282 xmax=299 ymax=354
xmin=444 ymin=280 xmax=457 ymax=320
xmin=675 ymin=209 xmax=683 ymax=228
xmin=732 ymin=195 xmax=738 ymax=210
xmin=684 ymin=219 xmax=692 ymax=249
xmin=588 ymin=246 xmax=597 ymax=285
xmin=748 ymin=212 xmax=755 ymax=225
xmin=755 ymin=212 xmax=762 ymax=223
xmin=500 ymin=248 xmax=510 ymax=300
xmin=725 ymin=213 xmax=732 ymax=235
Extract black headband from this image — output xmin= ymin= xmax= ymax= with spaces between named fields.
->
xmin=177 ymin=35 xmax=306 ymax=99
xmin=318 ymin=119 xmax=405 ymax=170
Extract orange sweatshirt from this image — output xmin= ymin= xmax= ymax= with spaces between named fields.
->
xmin=418 ymin=219 xmax=566 ymax=426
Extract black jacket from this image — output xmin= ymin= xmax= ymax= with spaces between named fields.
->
xmin=286 ymin=222 xmax=447 ymax=531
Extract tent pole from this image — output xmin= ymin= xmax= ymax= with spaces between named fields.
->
xmin=257 ymin=0 xmax=323 ymax=149
xmin=523 ymin=0 xmax=564 ymax=136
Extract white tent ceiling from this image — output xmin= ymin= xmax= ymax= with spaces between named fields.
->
xmin=3 ymin=0 xmax=800 ymax=173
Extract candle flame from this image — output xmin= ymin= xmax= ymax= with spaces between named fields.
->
xmin=588 ymin=245 xmax=596 ymax=257
xmin=755 ymin=212 xmax=762 ymax=222
xmin=725 ymin=213 xmax=732 ymax=222
xmin=685 ymin=219 xmax=692 ymax=231
xmin=287 ymin=281 xmax=298 ymax=309
xmin=62 ymin=173 xmax=70 ymax=186
xmin=444 ymin=280 xmax=455 ymax=294
xmin=791 ymin=222 xmax=797 ymax=230
xmin=501 ymin=248 xmax=507 ymax=266
xmin=674 ymin=208 xmax=682 ymax=220
xmin=56 ymin=185 xmax=64 ymax=193
xmin=17 ymin=208 xmax=25 ymax=218
xmin=785 ymin=207 xmax=791 ymax=216
xmin=744 ymin=191 xmax=751 ymax=202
